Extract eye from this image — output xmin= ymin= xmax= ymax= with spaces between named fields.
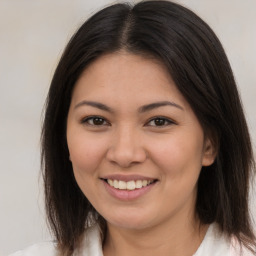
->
xmin=81 ymin=116 xmax=110 ymax=126
xmin=146 ymin=117 xmax=174 ymax=127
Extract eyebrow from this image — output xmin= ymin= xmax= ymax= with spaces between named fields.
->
xmin=74 ymin=101 xmax=114 ymax=112
xmin=138 ymin=101 xmax=184 ymax=112
xmin=74 ymin=100 xmax=184 ymax=112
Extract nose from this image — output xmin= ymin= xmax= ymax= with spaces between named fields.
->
xmin=106 ymin=125 xmax=147 ymax=168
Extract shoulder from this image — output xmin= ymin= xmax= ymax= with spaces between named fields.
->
xmin=8 ymin=241 xmax=57 ymax=256
xmin=194 ymin=223 xmax=256 ymax=256
xmin=194 ymin=223 xmax=230 ymax=256
xmin=230 ymin=237 xmax=256 ymax=256
xmin=8 ymin=224 xmax=103 ymax=256
xmin=74 ymin=224 xmax=104 ymax=256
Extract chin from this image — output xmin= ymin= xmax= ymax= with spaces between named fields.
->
xmin=104 ymin=210 xmax=157 ymax=230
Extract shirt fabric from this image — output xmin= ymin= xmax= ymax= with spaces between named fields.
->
xmin=9 ymin=223 xmax=255 ymax=256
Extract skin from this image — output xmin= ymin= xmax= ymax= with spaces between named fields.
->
xmin=67 ymin=52 xmax=216 ymax=256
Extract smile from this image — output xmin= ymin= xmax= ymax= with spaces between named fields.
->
xmin=106 ymin=179 xmax=155 ymax=190
xmin=101 ymin=175 xmax=158 ymax=200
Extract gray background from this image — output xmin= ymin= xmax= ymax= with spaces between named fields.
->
xmin=0 ymin=0 xmax=255 ymax=255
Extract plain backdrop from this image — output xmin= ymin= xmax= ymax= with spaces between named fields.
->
xmin=0 ymin=0 xmax=255 ymax=255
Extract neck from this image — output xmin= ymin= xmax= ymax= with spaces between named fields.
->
xmin=103 ymin=214 xmax=208 ymax=256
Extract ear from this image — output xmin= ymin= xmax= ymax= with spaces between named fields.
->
xmin=202 ymin=137 xmax=217 ymax=166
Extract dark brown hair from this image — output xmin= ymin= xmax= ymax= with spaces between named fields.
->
xmin=41 ymin=1 xmax=256 ymax=254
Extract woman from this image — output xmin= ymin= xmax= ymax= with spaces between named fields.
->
xmin=10 ymin=1 xmax=255 ymax=255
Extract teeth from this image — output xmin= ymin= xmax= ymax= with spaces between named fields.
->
xmin=113 ymin=180 xmax=119 ymax=189
xmin=108 ymin=179 xmax=113 ymax=186
xmin=142 ymin=180 xmax=147 ymax=187
xmin=119 ymin=180 xmax=127 ymax=189
xmin=107 ymin=179 xmax=154 ymax=190
xmin=135 ymin=180 xmax=142 ymax=189
xmin=127 ymin=181 xmax=135 ymax=190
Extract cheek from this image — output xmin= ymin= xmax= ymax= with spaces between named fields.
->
xmin=149 ymin=132 xmax=204 ymax=178
xmin=68 ymin=133 xmax=107 ymax=176
xmin=67 ymin=134 xmax=107 ymax=201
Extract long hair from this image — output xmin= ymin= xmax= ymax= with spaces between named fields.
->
xmin=41 ymin=1 xmax=256 ymax=254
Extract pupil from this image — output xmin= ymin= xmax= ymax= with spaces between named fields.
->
xmin=155 ymin=118 xmax=165 ymax=126
xmin=93 ymin=118 xmax=103 ymax=125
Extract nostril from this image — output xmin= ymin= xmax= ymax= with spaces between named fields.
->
xmin=106 ymin=148 xmax=147 ymax=168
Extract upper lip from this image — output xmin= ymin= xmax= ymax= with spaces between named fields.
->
xmin=100 ymin=174 xmax=157 ymax=182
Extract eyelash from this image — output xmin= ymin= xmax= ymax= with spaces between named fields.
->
xmin=81 ymin=116 xmax=110 ymax=126
xmin=81 ymin=116 xmax=175 ymax=127
xmin=146 ymin=116 xmax=175 ymax=127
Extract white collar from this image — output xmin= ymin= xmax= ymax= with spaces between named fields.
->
xmin=74 ymin=224 xmax=103 ymax=256
xmin=75 ymin=223 xmax=254 ymax=256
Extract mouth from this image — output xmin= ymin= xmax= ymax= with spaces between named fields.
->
xmin=101 ymin=178 xmax=158 ymax=191
xmin=101 ymin=176 xmax=158 ymax=200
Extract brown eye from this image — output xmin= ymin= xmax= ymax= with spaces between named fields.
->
xmin=147 ymin=117 xmax=173 ymax=127
xmin=154 ymin=118 xmax=166 ymax=126
xmin=91 ymin=117 xmax=105 ymax=125
xmin=82 ymin=116 xmax=109 ymax=126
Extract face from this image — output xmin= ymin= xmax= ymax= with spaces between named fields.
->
xmin=67 ymin=53 xmax=215 ymax=231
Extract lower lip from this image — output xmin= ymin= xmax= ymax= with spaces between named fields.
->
xmin=103 ymin=180 xmax=156 ymax=200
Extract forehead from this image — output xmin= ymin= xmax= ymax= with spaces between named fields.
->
xmin=71 ymin=52 xmax=189 ymax=110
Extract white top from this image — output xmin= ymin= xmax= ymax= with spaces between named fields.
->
xmin=9 ymin=223 xmax=255 ymax=256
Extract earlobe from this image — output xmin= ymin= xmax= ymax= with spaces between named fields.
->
xmin=202 ymin=138 xmax=217 ymax=166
